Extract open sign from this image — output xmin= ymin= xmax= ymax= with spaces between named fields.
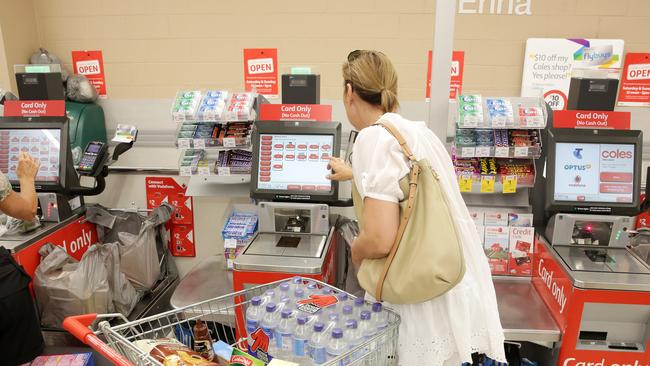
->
xmin=76 ymin=59 xmax=101 ymax=75
xmin=247 ymin=58 xmax=274 ymax=75
xmin=628 ymin=63 xmax=650 ymax=80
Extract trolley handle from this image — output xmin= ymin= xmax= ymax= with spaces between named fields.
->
xmin=63 ymin=314 xmax=134 ymax=366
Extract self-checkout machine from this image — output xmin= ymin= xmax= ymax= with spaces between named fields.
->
xmin=533 ymin=127 xmax=650 ymax=365
xmin=0 ymin=116 xmax=135 ymax=278
xmin=232 ymin=120 xmax=342 ymax=291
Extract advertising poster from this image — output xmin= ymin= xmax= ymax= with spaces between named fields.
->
xmin=243 ymin=48 xmax=278 ymax=97
xmin=521 ymin=39 xmax=624 ymax=110
xmin=71 ymin=50 xmax=107 ymax=97
xmin=426 ymin=50 xmax=464 ymax=100
xmin=617 ymin=52 xmax=650 ymax=107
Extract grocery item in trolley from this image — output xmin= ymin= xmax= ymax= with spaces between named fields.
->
xmin=134 ymin=338 xmax=218 ymax=366
xmin=242 ymin=278 xmax=395 ymax=365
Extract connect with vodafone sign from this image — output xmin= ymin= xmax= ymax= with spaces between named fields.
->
xmin=243 ymin=48 xmax=278 ymax=98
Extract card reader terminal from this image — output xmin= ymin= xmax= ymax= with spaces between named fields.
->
xmin=77 ymin=141 xmax=108 ymax=176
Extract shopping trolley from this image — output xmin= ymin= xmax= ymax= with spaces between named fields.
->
xmin=63 ymin=278 xmax=400 ymax=366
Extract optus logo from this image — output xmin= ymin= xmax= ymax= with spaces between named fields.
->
xmin=564 ymin=164 xmax=592 ymax=171
xmin=601 ymin=149 xmax=632 ymax=159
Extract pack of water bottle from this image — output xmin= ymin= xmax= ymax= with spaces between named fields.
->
xmin=244 ymin=277 xmax=389 ymax=365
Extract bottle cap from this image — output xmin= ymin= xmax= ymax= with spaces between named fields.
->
xmin=345 ymin=319 xmax=358 ymax=329
xmin=294 ymin=288 xmax=305 ymax=298
xmin=297 ymin=315 xmax=308 ymax=325
xmin=360 ymin=310 xmax=371 ymax=321
xmin=342 ymin=305 xmax=353 ymax=315
xmin=266 ymin=302 xmax=277 ymax=312
xmin=372 ymin=302 xmax=383 ymax=313
xmin=354 ymin=298 xmax=365 ymax=306
xmin=332 ymin=328 xmax=344 ymax=339
xmin=337 ymin=293 xmax=349 ymax=301
xmin=281 ymin=309 xmax=292 ymax=319
xmin=314 ymin=322 xmax=325 ymax=332
xmin=280 ymin=282 xmax=290 ymax=292
xmin=321 ymin=288 xmax=333 ymax=295
xmin=328 ymin=313 xmax=339 ymax=321
xmin=265 ymin=289 xmax=275 ymax=297
xmin=307 ymin=283 xmax=318 ymax=290
xmin=251 ymin=296 xmax=262 ymax=306
xmin=291 ymin=276 xmax=302 ymax=285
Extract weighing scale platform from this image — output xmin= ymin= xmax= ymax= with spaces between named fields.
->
xmin=555 ymin=246 xmax=650 ymax=274
xmin=234 ymin=228 xmax=333 ymax=274
xmin=542 ymin=238 xmax=650 ymax=292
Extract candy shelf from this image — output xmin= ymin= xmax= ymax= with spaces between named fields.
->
xmin=176 ymin=138 xmax=251 ymax=150
xmin=175 ymin=121 xmax=253 ymax=149
xmin=456 ymin=96 xmax=548 ymax=130
xmin=454 ymin=157 xmax=536 ymax=194
xmin=171 ymin=90 xmax=257 ymax=123
xmin=179 ymin=165 xmax=251 ymax=181
xmin=452 ymin=144 xmax=542 ymax=159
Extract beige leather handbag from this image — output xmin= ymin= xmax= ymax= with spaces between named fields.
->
xmin=353 ymin=122 xmax=465 ymax=304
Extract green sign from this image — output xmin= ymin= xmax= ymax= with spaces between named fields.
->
xmin=25 ymin=65 xmax=51 ymax=73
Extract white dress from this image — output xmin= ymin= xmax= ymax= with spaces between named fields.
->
xmin=351 ymin=113 xmax=506 ymax=365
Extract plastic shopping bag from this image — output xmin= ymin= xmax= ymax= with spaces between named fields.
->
xmin=95 ymin=242 xmax=140 ymax=315
xmin=0 ymin=215 xmax=42 ymax=237
xmin=34 ymin=244 xmax=112 ymax=328
xmin=86 ymin=204 xmax=172 ymax=290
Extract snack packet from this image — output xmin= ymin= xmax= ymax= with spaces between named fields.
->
xmin=134 ymin=338 xmax=218 ymax=366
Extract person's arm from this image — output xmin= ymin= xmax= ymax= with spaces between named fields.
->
xmin=0 ymin=152 xmax=39 ymax=221
xmin=351 ymin=197 xmax=399 ymax=266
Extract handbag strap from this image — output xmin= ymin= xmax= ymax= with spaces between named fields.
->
xmin=374 ymin=121 xmax=420 ymax=301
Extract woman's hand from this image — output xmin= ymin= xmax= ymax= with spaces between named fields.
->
xmin=327 ymin=157 xmax=353 ymax=181
xmin=16 ymin=152 xmax=40 ymax=182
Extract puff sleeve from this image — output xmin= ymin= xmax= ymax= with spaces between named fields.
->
xmin=351 ymin=125 xmax=409 ymax=203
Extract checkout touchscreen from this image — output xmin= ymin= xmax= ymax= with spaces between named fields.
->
xmin=257 ymin=133 xmax=333 ymax=192
xmin=0 ymin=129 xmax=61 ymax=183
xmin=553 ymin=143 xmax=635 ymax=203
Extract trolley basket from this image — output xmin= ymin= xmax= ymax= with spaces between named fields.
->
xmin=64 ymin=277 xmax=400 ymax=365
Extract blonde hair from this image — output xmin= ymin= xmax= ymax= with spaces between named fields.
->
xmin=342 ymin=50 xmax=399 ymax=113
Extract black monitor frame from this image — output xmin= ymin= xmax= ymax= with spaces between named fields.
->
xmin=250 ymin=120 xmax=341 ymax=203
xmin=0 ymin=117 xmax=78 ymax=194
xmin=545 ymin=128 xmax=643 ymax=216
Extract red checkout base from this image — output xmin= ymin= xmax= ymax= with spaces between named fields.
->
xmin=7 ymin=214 xmax=97 ymax=280
xmin=533 ymin=237 xmax=650 ymax=366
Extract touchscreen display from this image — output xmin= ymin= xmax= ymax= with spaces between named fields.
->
xmin=0 ymin=129 xmax=61 ymax=183
xmin=554 ymin=143 xmax=635 ymax=203
xmin=257 ymin=134 xmax=333 ymax=192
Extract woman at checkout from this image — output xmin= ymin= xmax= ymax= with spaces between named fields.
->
xmin=328 ymin=50 xmax=506 ymax=365
xmin=0 ymin=152 xmax=45 ymax=365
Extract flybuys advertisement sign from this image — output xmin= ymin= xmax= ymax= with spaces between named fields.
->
xmin=521 ymin=38 xmax=624 ymax=110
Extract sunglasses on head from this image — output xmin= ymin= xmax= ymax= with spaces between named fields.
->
xmin=347 ymin=49 xmax=384 ymax=62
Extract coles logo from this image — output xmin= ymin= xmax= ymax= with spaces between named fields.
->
xmin=601 ymin=149 xmax=632 ymax=159
xmin=247 ymin=58 xmax=274 ymax=75
xmin=627 ymin=63 xmax=650 ymax=80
